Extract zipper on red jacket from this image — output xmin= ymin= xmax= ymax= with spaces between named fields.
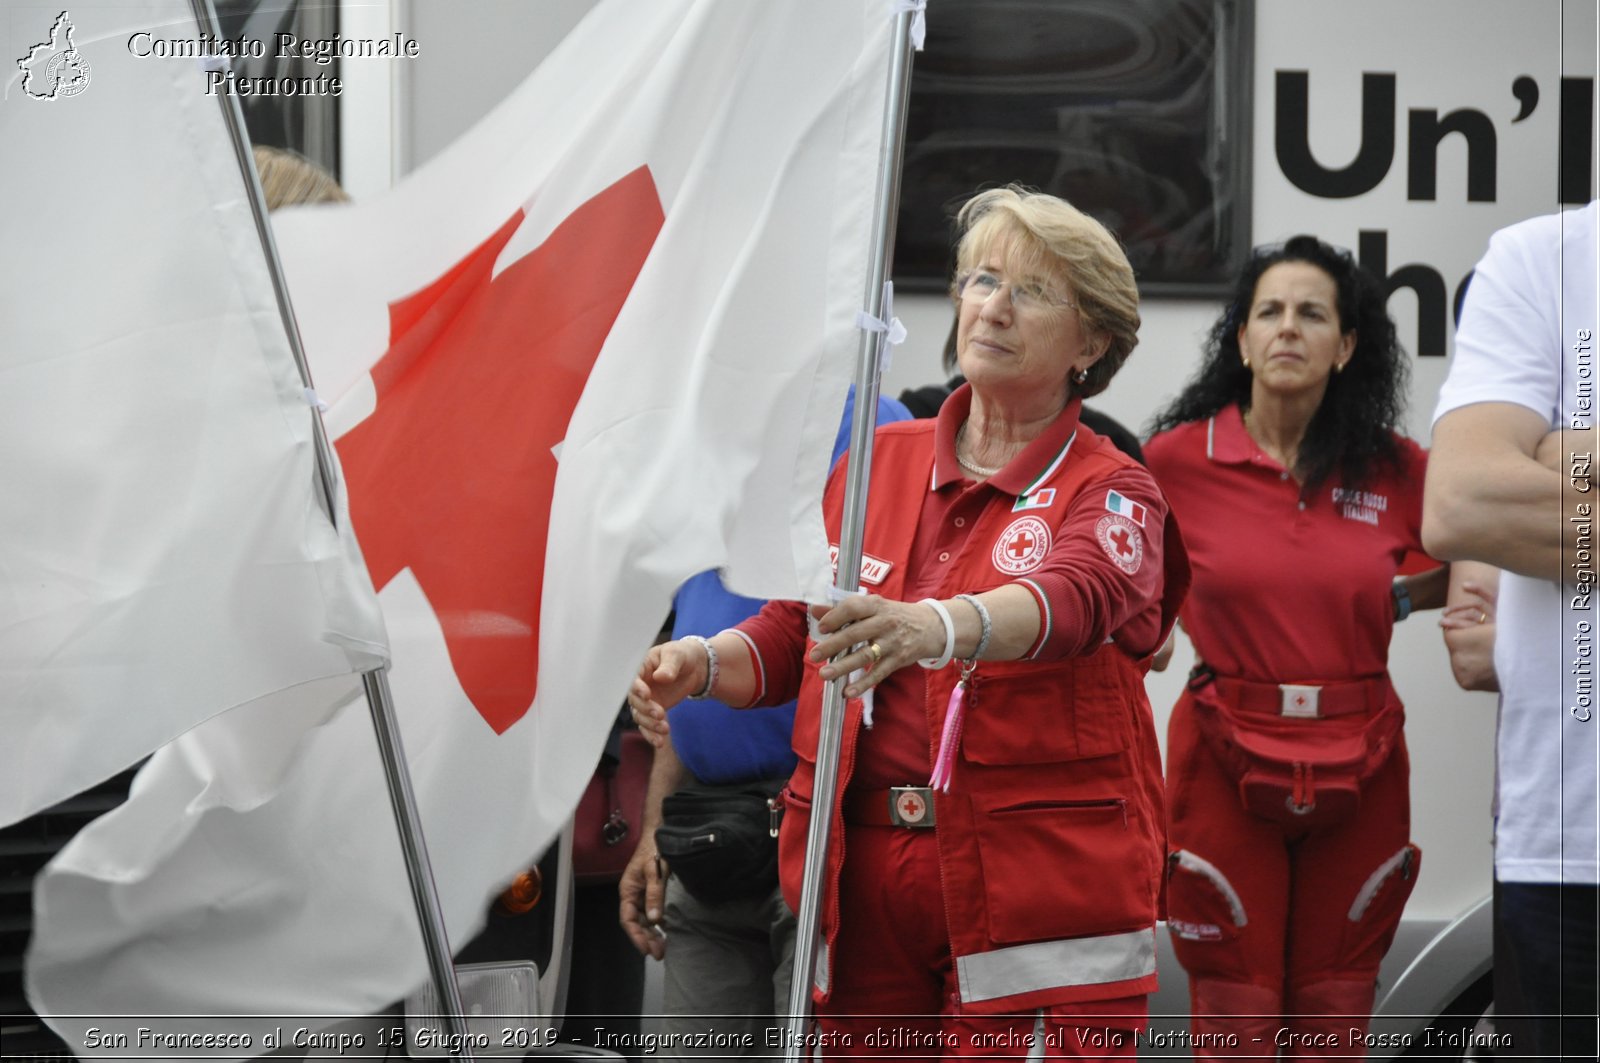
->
xmin=820 ymin=693 xmax=861 ymax=999
xmin=927 ymin=666 xmax=965 ymax=1011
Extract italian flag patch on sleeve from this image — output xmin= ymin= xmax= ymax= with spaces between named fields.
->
xmin=1104 ymin=490 xmax=1147 ymax=527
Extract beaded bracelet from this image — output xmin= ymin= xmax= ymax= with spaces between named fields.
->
xmin=918 ymin=598 xmax=956 ymax=669
xmin=954 ymin=593 xmax=992 ymax=662
xmin=685 ymin=635 xmax=719 ymax=699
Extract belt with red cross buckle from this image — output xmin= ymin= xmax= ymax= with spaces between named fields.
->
xmin=842 ymin=785 xmax=937 ymax=829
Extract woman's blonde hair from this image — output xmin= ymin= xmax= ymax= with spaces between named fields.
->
xmin=951 ymin=186 xmax=1140 ymax=398
xmin=252 ymin=145 xmax=348 ymax=211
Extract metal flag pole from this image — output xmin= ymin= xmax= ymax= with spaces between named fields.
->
xmin=784 ymin=6 xmax=920 ymax=1060
xmin=188 ymin=1 xmax=475 ymax=1056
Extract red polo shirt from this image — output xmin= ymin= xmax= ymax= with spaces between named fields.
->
xmin=1143 ymin=404 xmax=1428 ymax=685
xmin=737 ymin=386 xmax=1170 ymax=787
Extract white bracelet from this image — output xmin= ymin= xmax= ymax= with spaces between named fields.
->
xmin=685 ymin=635 xmax=718 ymax=699
xmin=955 ymin=593 xmax=992 ymax=662
xmin=918 ymin=598 xmax=956 ymax=669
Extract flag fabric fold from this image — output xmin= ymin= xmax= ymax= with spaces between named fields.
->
xmin=28 ymin=0 xmax=893 ymax=1049
xmin=0 ymin=1 xmax=387 ymax=828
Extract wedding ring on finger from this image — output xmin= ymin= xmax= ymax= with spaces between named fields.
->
xmin=866 ymin=641 xmax=884 ymax=664
xmin=1479 ymin=611 xmax=1487 ymax=624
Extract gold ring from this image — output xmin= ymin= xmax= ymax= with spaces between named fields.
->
xmin=866 ymin=641 xmax=884 ymax=663
xmin=1479 ymin=611 xmax=1487 ymax=624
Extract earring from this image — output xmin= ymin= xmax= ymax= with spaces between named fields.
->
xmin=1335 ymin=361 xmax=1346 ymax=374
xmin=1240 ymin=353 xmax=1250 ymax=369
xmin=1073 ymin=367 xmax=1089 ymax=385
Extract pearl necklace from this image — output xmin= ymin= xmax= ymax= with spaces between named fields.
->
xmin=956 ymin=421 xmax=1002 ymax=477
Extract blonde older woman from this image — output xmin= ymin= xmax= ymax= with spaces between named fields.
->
xmin=632 ymin=187 xmax=1187 ymax=1059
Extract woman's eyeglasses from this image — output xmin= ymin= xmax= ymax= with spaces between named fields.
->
xmin=956 ymin=270 xmax=1076 ymax=316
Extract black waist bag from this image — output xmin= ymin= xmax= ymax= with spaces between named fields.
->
xmin=654 ymin=779 xmax=785 ymax=904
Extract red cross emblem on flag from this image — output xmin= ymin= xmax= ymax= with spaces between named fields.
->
xmin=991 ymin=515 xmax=1051 ymax=575
xmin=336 ymin=168 xmax=665 ymax=735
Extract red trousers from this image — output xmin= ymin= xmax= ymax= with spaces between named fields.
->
xmin=1164 ymin=693 xmax=1420 ymax=1060
xmin=811 ymin=823 xmax=1145 ymax=1061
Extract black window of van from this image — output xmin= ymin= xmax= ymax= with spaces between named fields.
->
xmin=896 ymin=0 xmax=1254 ymax=297
xmin=215 ymin=0 xmax=340 ymax=177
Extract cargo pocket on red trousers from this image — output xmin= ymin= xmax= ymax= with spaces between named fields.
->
xmin=1165 ymin=849 xmax=1249 ymax=978
xmin=1340 ymin=844 xmax=1420 ymax=970
xmin=973 ymin=797 xmax=1149 ymax=944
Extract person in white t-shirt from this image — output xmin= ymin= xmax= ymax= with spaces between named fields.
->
xmin=1424 ymin=202 xmax=1599 ymax=1062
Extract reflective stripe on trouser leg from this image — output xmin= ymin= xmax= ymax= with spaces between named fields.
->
xmin=956 ymin=928 xmax=1156 ymax=1003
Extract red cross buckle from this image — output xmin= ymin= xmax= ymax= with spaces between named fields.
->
xmin=1279 ymin=684 xmax=1321 ymax=718
xmin=889 ymin=786 xmax=936 ymax=828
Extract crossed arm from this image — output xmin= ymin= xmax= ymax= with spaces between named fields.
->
xmin=1423 ymin=402 xmax=1592 ymax=583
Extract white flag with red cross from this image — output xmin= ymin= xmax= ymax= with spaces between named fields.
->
xmin=0 ymin=1 xmax=388 ymax=829
xmin=28 ymin=0 xmax=894 ymax=1048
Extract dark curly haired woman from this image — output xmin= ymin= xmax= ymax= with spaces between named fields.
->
xmin=1144 ymin=236 xmax=1447 ymax=1059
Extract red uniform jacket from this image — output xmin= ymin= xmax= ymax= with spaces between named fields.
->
xmin=779 ymin=417 xmax=1189 ymax=1012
